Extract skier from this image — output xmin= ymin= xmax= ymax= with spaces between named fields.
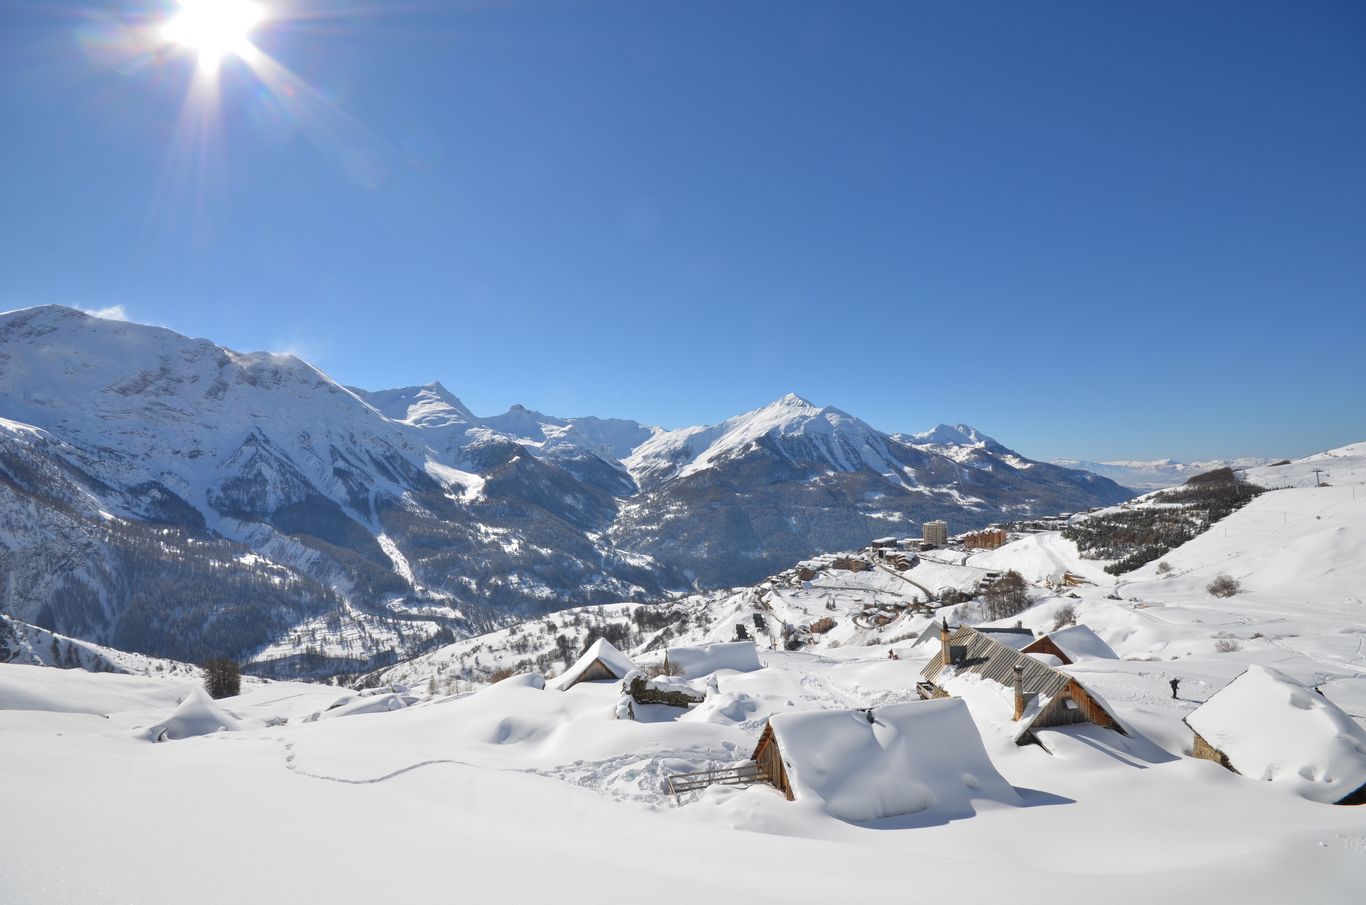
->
xmin=1169 ymin=677 xmax=1181 ymax=700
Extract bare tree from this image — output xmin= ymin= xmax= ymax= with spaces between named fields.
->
xmin=983 ymin=571 xmax=1030 ymax=621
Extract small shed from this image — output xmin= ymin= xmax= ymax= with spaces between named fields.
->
xmin=550 ymin=638 xmax=637 ymax=691
xmin=1184 ymin=665 xmax=1366 ymax=805
xmin=750 ymin=698 xmax=1019 ymax=821
xmin=1021 ymin=624 xmax=1118 ymax=665
xmin=664 ymin=640 xmax=763 ymax=679
xmin=919 ymin=623 xmax=1126 ymax=745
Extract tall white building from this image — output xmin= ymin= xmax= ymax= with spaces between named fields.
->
xmin=923 ymin=519 xmax=948 ymax=546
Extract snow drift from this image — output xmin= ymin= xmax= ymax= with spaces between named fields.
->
xmin=665 ymin=641 xmax=762 ymax=679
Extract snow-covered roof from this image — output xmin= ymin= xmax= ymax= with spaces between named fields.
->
xmin=1045 ymin=624 xmax=1118 ymax=661
xmin=148 ymin=687 xmax=243 ymax=741
xmin=1185 ymin=665 xmax=1366 ymax=803
xmin=975 ymin=626 xmax=1036 ymax=650
xmin=912 ymin=622 xmax=1033 ymax=649
xmin=665 ymin=640 xmax=762 ymax=679
xmin=318 ymin=692 xmax=413 ymax=720
xmin=550 ymin=638 xmax=637 ymax=691
xmin=765 ymin=698 xmax=1019 ymax=822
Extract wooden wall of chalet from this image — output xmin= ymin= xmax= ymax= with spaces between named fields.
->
xmin=1033 ymin=681 xmax=1123 ymax=732
xmin=1020 ymin=635 xmax=1073 ymax=665
xmin=565 ymin=658 xmax=620 ymax=689
xmin=751 ymin=724 xmax=794 ymax=801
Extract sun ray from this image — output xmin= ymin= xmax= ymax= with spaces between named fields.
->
xmin=162 ymin=0 xmax=265 ymax=72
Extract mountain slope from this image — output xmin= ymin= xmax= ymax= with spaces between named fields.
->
xmin=0 ymin=306 xmax=1134 ymax=673
xmin=616 ymin=398 xmax=1133 ymax=586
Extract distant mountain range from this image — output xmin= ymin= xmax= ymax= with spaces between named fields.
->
xmin=1049 ymin=457 xmax=1278 ymax=491
xmin=0 ymin=306 xmax=1133 ymax=674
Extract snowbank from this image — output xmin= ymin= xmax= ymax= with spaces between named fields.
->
xmin=148 ymin=687 xmax=244 ymax=741
xmin=665 ymin=641 xmax=762 ymax=679
xmin=490 ymin=671 xmax=546 ymax=690
xmin=318 ymin=693 xmax=415 ymax=720
xmin=1186 ymin=665 xmax=1366 ymax=803
xmin=766 ymin=698 xmax=1019 ymax=822
xmin=0 ymin=663 xmax=192 ymax=715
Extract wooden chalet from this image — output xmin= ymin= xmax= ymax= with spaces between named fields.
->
xmin=742 ymin=699 xmax=1020 ymax=821
xmin=919 ymin=622 xmax=1126 ymax=745
xmin=550 ymin=638 xmax=637 ymax=691
xmin=751 ymin=721 xmax=793 ymax=800
xmin=1020 ymin=624 xmax=1118 ymax=665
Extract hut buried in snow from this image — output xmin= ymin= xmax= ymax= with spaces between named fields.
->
xmin=148 ymin=687 xmax=243 ymax=742
xmin=1021 ymin=624 xmax=1119 ymax=665
xmin=664 ymin=640 xmax=762 ymax=679
xmin=551 ymin=638 xmax=637 ymax=691
xmin=751 ymin=698 xmax=1019 ymax=822
xmin=1184 ymin=665 xmax=1366 ymax=805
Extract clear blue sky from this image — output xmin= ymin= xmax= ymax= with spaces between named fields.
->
xmin=2 ymin=1 xmax=1363 ymax=461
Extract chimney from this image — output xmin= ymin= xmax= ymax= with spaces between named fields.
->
xmin=1013 ymin=664 xmax=1026 ymax=720
xmin=940 ymin=619 xmax=952 ymax=668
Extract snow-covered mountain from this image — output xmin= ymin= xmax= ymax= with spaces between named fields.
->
xmin=0 ymin=612 xmax=200 ymax=678
xmin=0 ymin=306 xmax=1133 ymax=674
xmin=1050 ymin=457 xmax=1277 ymax=491
xmin=617 ymin=397 xmax=1132 ymax=586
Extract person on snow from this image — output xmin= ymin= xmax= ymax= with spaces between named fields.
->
xmin=1169 ymin=677 xmax=1181 ymax=699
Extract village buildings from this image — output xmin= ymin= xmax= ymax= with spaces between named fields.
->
xmin=918 ymin=623 xmax=1127 ymax=745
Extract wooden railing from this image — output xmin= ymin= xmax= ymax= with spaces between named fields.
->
xmin=666 ymin=761 xmax=771 ymax=797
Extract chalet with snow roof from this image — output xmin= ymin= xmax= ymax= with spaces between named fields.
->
xmin=1184 ymin=665 xmax=1366 ymax=805
xmin=550 ymin=638 xmax=637 ymax=691
xmin=1020 ymin=624 xmax=1118 ymax=665
xmin=749 ymin=698 xmax=1019 ymax=821
xmin=918 ymin=622 xmax=1126 ymax=745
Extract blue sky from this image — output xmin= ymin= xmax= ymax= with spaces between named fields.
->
xmin=1 ymin=0 xmax=1363 ymax=461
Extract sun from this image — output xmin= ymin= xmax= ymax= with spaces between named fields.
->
xmin=162 ymin=0 xmax=265 ymax=72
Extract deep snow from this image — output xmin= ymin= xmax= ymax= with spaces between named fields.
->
xmin=4 ymin=445 xmax=1366 ymax=903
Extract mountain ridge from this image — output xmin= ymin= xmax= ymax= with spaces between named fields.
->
xmin=0 ymin=305 xmax=1134 ymax=674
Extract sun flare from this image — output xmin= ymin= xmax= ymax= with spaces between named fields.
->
xmin=162 ymin=0 xmax=264 ymax=71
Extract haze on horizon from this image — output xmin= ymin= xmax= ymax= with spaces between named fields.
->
xmin=1 ymin=0 xmax=1362 ymax=462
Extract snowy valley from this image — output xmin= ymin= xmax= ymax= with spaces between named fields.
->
xmin=4 ymin=442 xmax=1366 ymax=903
